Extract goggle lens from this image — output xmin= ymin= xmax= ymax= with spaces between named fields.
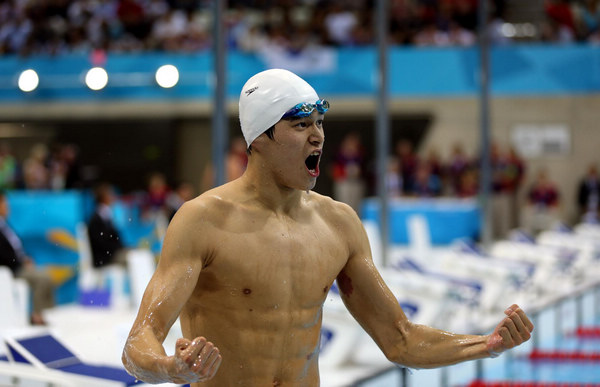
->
xmin=282 ymin=99 xmax=330 ymax=119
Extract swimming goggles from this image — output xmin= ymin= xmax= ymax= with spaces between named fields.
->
xmin=281 ymin=99 xmax=330 ymax=119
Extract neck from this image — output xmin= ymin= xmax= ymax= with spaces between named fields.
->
xmin=240 ymin=159 xmax=306 ymax=215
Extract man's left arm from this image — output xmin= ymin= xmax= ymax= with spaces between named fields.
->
xmin=335 ymin=204 xmax=534 ymax=369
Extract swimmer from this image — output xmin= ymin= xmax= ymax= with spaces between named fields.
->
xmin=122 ymin=69 xmax=534 ymax=386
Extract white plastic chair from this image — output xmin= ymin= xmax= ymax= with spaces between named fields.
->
xmin=362 ymin=220 xmax=384 ymax=269
xmin=0 ymin=267 xmax=29 ymax=331
xmin=126 ymin=248 xmax=156 ymax=309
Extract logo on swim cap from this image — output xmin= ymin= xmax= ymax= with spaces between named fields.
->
xmin=244 ymin=86 xmax=258 ymax=96
xmin=239 ymin=69 xmax=320 ymax=148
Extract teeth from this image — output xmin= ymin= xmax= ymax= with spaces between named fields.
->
xmin=311 ymin=151 xmax=320 ymax=156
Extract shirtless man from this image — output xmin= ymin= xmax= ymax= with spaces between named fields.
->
xmin=122 ymin=69 xmax=534 ymax=386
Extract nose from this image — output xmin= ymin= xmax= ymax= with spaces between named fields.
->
xmin=309 ymin=122 xmax=324 ymax=146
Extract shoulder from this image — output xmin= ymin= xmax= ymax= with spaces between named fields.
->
xmin=307 ymin=192 xmax=364 ymax=234
xmin=177 ymin=192 xmax=226 ymax=219
xmin=169 ymin=182 xmax=248 ymax=232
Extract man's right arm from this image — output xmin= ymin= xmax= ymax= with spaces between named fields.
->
xmin=121 ymin=200 xmax=221 ymax=384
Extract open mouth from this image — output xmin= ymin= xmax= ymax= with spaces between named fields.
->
xmin=305 ymin=151 xmax=321 ymax=177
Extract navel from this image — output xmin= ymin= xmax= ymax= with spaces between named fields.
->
xmin=243 ymin=288 xmax=252 ymax=295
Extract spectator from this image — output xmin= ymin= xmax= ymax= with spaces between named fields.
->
xmin=543 ymin=0 xmax=577 ymax=42
xmin=202 ymin=136 xmax=249 ymax=192
xmin=150 ymin=8 xmax=188 ymax=51
xmin=87 ymin=183 xmax=127 ymax=268
xmin=226 ymin=136 xmax=249 ymax=182
xmin=386 ymin=156 xmax=403 ymax=198
xmin=166 ymin=181 xmax=195 ymax=221
xmin=61 ymin=143 xmax=84 ymax=189
xmin=395 ymin=139 xmax=419 ymax=195
xmin=448 ymin=20 xmax=476 ymax=46
xmin=331 ymin=131 xmax=366 ymax=214
xmin=411 ymin=161 xmax=442 ymax=197
xmin=490 ymin=143 xmax=524 ymax=239
xmin=457 ymin=168 xmax=479 ymax=198
xmin=506 ymin=146 xmax=526 ymax=231
xmin=116 ymin=0 xmax=150 ymax=41
xmin=446 ymin=143 xmax=471 ymax=196
xmin=521 ymin=169 xmax=561 ymax=234
xmin=0 ymin=190 xmax=55 ymax=325
xmin=142 ymin=171 xmax=170 ymax=219
xmin=573 ymin=0 xmax=600 ymax=40
xmin=22 ymin=143 xmax=50 ymax=190
xmin=423 ymin=147 xmax=444 ymax=185
xmin=323 ymin=3 xmax=358 ymax=45
xmin=413 ymin=22 xmax=450 ymax=46
xmin=0 ymin=142 xmax=18 ymax=190
xmin=577 ymin=163 xmax=600 ymax=221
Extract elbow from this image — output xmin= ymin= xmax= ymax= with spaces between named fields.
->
xmin=380 ymin=321 xmax=433 ymax=370
xmin=121 ymin=346 xmax=137 ymax=377
xmin=383 ymin=347 xmax=428 ymax=370
xmin=379 ymin=321 xmax=412 ymax=367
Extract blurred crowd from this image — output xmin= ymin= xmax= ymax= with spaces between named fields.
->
xmin=0 ymin=140 xmax=195 ymax=223
xmin=542 ymin=0 xmax=600 ymax=43
xmin=330 ymin=133 xmax=599 ymax=236
xmin=0 ymin=141 xmax=84 ymax=191
xmin=1 ymin=134 xmax=598 ymax=239
xmin=1 ymin=0 xmax=599 ymax=56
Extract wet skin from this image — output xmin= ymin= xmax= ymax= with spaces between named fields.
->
xmin=122 ymin=113 xmax=534 ymax=386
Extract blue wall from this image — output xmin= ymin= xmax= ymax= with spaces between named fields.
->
xmin=1 ymin=44 xmax=599 ymax=103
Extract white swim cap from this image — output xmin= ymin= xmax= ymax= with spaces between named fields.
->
xmin=239 ymin=69 xmax=320 ymax=147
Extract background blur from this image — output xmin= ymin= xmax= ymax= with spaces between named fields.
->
xmin=1 ymin=1 xmax=600 ymax=386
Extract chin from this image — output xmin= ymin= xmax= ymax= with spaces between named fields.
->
xmin=306 ymin=178 xmax=317 ymax=191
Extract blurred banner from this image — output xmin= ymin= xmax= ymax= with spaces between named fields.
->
xmin=1 ymin=44 xmax=599 ymax=102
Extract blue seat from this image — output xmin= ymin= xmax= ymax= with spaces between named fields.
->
xmin=5 ymin=332 xmax=139 ymax=386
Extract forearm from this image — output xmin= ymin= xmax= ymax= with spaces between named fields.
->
xmin=386 ymin=322 xmax=491 ymax=369
xmin=122 ymin=326 xmax=176 ymax=384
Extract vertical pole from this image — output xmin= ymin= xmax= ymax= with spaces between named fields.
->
xmin=212 ymin=0 xmax=227 ymax=187
xmin=531 ymin=312 xmax=540 ymax=350
xmin=478 ymin=0 xmax=492 ymax=247
xmin=375 ymin=0 xmax=390 ymax=265
xmin=401 ymin=367 xmax=408 ymax=387
xmin=440 ymin=367 xmax=449 ymax=387
xmin=475 ymin=359 xmax=484 ymax=381
xmin=576 ymin=293 xmax=583 ymax=328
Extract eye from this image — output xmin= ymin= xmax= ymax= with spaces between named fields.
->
xmin=316 ymin=120 xmax=324 ymax=127
xmin=293 ymin=121 xmax=309 ymax=129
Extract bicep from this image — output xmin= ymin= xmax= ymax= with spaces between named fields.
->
xmin=131 ymin=209 xmax=207 ymax=341
xmin=336 ymin=216 xmax=409 ymax=346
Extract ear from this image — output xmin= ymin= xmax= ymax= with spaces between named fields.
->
xmin=249 ymin=134 xmax=266 ymax=153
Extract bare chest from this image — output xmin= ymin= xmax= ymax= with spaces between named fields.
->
xmin=196 ymin=217 xmax=348 ymax=309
